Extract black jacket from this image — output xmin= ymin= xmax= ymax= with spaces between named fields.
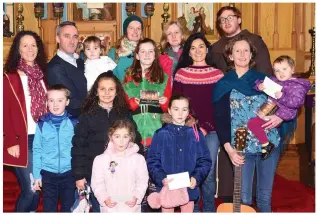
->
xmin=46 ymin=55 xmax=87 ymax=117
xmin=71 ymin=106 xmax=143 ymax=181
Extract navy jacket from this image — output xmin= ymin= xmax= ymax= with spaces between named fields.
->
xmin=46 ymin=55 xmax=87 ymax=117
xmin=147 ymin=123 xmax=212 ymax=201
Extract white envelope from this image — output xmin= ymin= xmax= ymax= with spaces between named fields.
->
xmin=262 ymin=77 xmax=283 ymax=99
xmin=167 ymin=172 xmax=191 ymax=190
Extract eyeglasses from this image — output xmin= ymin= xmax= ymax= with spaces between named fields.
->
xmin=219 ymin=15 xmax=237 ymax=24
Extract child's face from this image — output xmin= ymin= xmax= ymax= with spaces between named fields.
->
xmin=110 ymin=128 xmax=131 ymax=153
xmin=47 ymin=90 xmax=69 ymax=116
xmin=229 ymin=40 xmax=252 ymax=69
xmin=84 ymin=42 xmax=101 ymax=60
xmin=97 ymin=78 xmax=116 ymax=107
xmin=168 ymin=99 xmax=189 ymax=126
xmin=136 ymin=42 xmax=155 ymax=68
xmin=273 ymin=61 xmax=294 ymax=81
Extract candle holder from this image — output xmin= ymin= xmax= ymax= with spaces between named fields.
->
xmin=126 ymin=3 xmax=136 ymax=16
xmin=34 ymin=3 xmax=44 ymax=38
xmin=161 ymin=3 xmax=170 ymax=30
xmin=17 ymin=3 xmax=24 ymax=33
xmin=144 ymin=3 xmax=155 ymax=17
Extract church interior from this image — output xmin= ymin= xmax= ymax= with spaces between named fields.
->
xmin=3 ymin=2 xmax=316 ymax=212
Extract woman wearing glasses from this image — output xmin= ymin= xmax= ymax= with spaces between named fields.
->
xmin=211 ymin=6 xmax=272 ymax=76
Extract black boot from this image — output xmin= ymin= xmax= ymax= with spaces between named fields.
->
xmin=261 ymin=142 xmax=275 ymax=160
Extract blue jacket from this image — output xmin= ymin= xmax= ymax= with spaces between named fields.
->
xmin=33 ymin=112 xmax=77 ymax=180
xmin=147 ymin=119 xmax=212 ymax=201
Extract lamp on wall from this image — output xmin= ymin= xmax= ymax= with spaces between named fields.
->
xmin=17 ymin=3 xmax=24 ymax=33
xmin=52 ymin=3 xmax=64 ymax=25
xmin=126 ymin=3 xmax=136 ymax=16
xmin=144 ymin=3 xmax=154 ymax=38
xmin=34 ymin=3 xmax=44 ymax=38
xmin=161 ymin=3 xmax=170 ymax=30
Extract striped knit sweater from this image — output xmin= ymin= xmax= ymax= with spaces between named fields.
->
xmin=172 ymin=65 xmax=224 ymax=133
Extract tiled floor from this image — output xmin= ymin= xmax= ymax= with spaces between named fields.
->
xmin=276 ymin=143 xmax=315 ymax=187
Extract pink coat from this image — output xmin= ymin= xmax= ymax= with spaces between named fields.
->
xmin=91 ymin=141 xmax=149 ymax=212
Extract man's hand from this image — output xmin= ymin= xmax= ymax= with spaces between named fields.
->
xmin=189 ymin=177 xmax=197 ymax=189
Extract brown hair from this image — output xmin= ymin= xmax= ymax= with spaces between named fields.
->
xmin=273 ymin=55 xmax=295 ymax=69
xmin=160 ymin=20 xmax=186 ymax=53
xmin=83 ymin=36 xmax=107 ymax=59
xmin=224 ymin=35 xmax=257 ymax=71
xmin=108 ymin=119 xmax=136 ymax=142
xmin=124 ymin=38 xmax=164 ymax=84
xmin=216 ymin=6 xmax=242 ymax=36
xmin=47 ymin=84 xmax=71 ymax=99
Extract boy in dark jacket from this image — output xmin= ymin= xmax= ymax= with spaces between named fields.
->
xmin=33 ymin=84 xmax=77 ymax=212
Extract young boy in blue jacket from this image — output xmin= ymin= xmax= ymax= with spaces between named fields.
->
xmin=33 ymin=84 xmax=77 ymax=212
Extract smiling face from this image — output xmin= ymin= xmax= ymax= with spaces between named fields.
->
xmin=56 ymin=25 xmax=79 ymax=55
xmin=229 ymin=40 xmax=252 ymax=69
xmin=168 ymin=98 xmax=190 ymax=126
xmin=136 ymin=42 xmax=155 ymax=68
xmin=110 ymin=127 xmax=131 ymax=153
xmin=19 ymin=35 xmax=38 ymax=66
xmin=273 ymin=61 xmax=294 ymax=81
xmin=97 ymin=78 xmax=117 ymax=107
xmin=166 ymin=24 xmax=182 ymax=49
xmin=219 ymin=9 xmax=241 ymax=37
xmin=126 ymin=21 xmax=142 ymax=42
xmin=47 ymin=90 xmax=69 ymax=116
xmin=189 ymin=38 xmax=207 ymax=65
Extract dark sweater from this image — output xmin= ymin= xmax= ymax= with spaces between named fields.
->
xmin=71 ymin=106 xmax=143 ymax=181
xmin=46 ymin=55 xmax=87 ymax=117
xmin=172 ymin=65 xmax=224 ymax=133
xmin=211 ymin=29 xmax=273 ymax=76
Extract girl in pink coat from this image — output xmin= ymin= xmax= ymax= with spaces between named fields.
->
xmin=91 ymin=120 xmax=149 ymax=212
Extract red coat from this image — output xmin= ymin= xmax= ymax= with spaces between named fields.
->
xmin=3 ymin=72 xmax=47 ymax=167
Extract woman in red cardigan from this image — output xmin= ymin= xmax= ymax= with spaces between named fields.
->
xmin=4 ymin=31 xmax=47 ymax=212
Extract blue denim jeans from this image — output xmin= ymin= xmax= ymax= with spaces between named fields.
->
xmin=241 ymin=145 xmax=280 ymax=212
xmin=41 ymin=170 xmax=75 ymax=212
xmin=13 ymin=135 xmax=40 ymax=212
xmin=194 ymin=132 xmax=220 ymax=212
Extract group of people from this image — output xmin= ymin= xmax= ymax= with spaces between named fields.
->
xmin=4 ymin=5 xmax=311 ymax=213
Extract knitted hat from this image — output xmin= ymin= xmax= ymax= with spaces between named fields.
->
xmin=123 ymin=15 xmax=143 ymax=36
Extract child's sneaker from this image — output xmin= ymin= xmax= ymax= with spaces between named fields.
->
xmin=261 ymin=142 xmax=275 ymax=160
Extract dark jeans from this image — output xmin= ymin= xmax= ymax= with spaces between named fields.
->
xmin=41 ymin=169 xmax=75 ymax=212
xmin=13 ymin=134 xmax=40 ymax=212
xmin=241 ymin=145 xmax=280 ymax=212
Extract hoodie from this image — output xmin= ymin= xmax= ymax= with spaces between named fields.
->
xmin=147 ymin=114 xmax=212 ymax=201
xmin=91 ymin=142 xmax=149 ymax=212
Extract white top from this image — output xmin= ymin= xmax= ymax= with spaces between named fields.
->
xmin=20 ymin=75 xmax=47 ymax=134
xmin=57 ymin=49 xmax=79 ymax=68
xmin=85 ymin=56 xmax=117 ymax=91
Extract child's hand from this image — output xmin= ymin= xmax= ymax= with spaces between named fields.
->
xmin=34 ymin=179 xmax=42 ymax=191
xmin=199 ymin=127 xmax=207 ymax=136
xmin=258 ymin=83 xmax=265 ymax=91
xmin=75 ymin=178 xmax=87 ymax=190
xmin=162 ymin=178 xmax=173 ymax=187
xmin=125 ymin=196 xmax=137 ymax=207
xmin=189 ymin=177 xmax=197 ymax=189
xmin=105 ymin=197 xmax=117 ymax=208
xmin=134 ymin=98 xmax=140 ymax=105
xmin=158 ymin=96 xmax=167 ymax=104
xmin=275 ymin=91 xmax=283 ymax=99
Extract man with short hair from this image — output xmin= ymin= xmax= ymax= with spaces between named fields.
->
xmin=211 ymin=6 xmax=273 ymax=76
xmin=46 ymin=21 xmax=87 ymax=117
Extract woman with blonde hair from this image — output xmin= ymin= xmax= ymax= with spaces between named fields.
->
xmin=159 ymin=20 xmax=186 ymax=86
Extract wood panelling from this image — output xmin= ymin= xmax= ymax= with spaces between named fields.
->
xmin=278 ymin=3 xmax=293 ymax=49
xmin=259 ymin=4 xmax=275 ymax=49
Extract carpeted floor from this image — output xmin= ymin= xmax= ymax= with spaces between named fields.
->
xmin=3 ymin=166 xmax=315 ymax=212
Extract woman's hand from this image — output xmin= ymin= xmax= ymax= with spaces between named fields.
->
xmin=105 ymin=197 xmax=117 ymax=208
xmin=125 ymin=196 xmax=137 ymax=207
xmin=158 ymin=96 xmax=167 ymax=104
xmin=7 ymin=145 xmax=20 ymax=158
xmin=75 ymin=178 xmax=87 ymax=190
xmin=189 ymin=177 xmax=197 ymax=189
xmin=261 ymin=114 xmax=283 ymax=130
xmin=224 ymin=143 xmax=244 ymax=167
xmin=34 ymin=179 xmax=42 ymax=191
xmin=199 ymin=127 xmax=207 ymax=136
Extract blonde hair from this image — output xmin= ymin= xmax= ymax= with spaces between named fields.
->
xmin=160 ymin=20 xmax=186 ymax=53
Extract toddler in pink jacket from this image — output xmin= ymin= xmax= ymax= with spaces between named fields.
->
xmin=91 ymin=120 xmax=149 ymax=212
